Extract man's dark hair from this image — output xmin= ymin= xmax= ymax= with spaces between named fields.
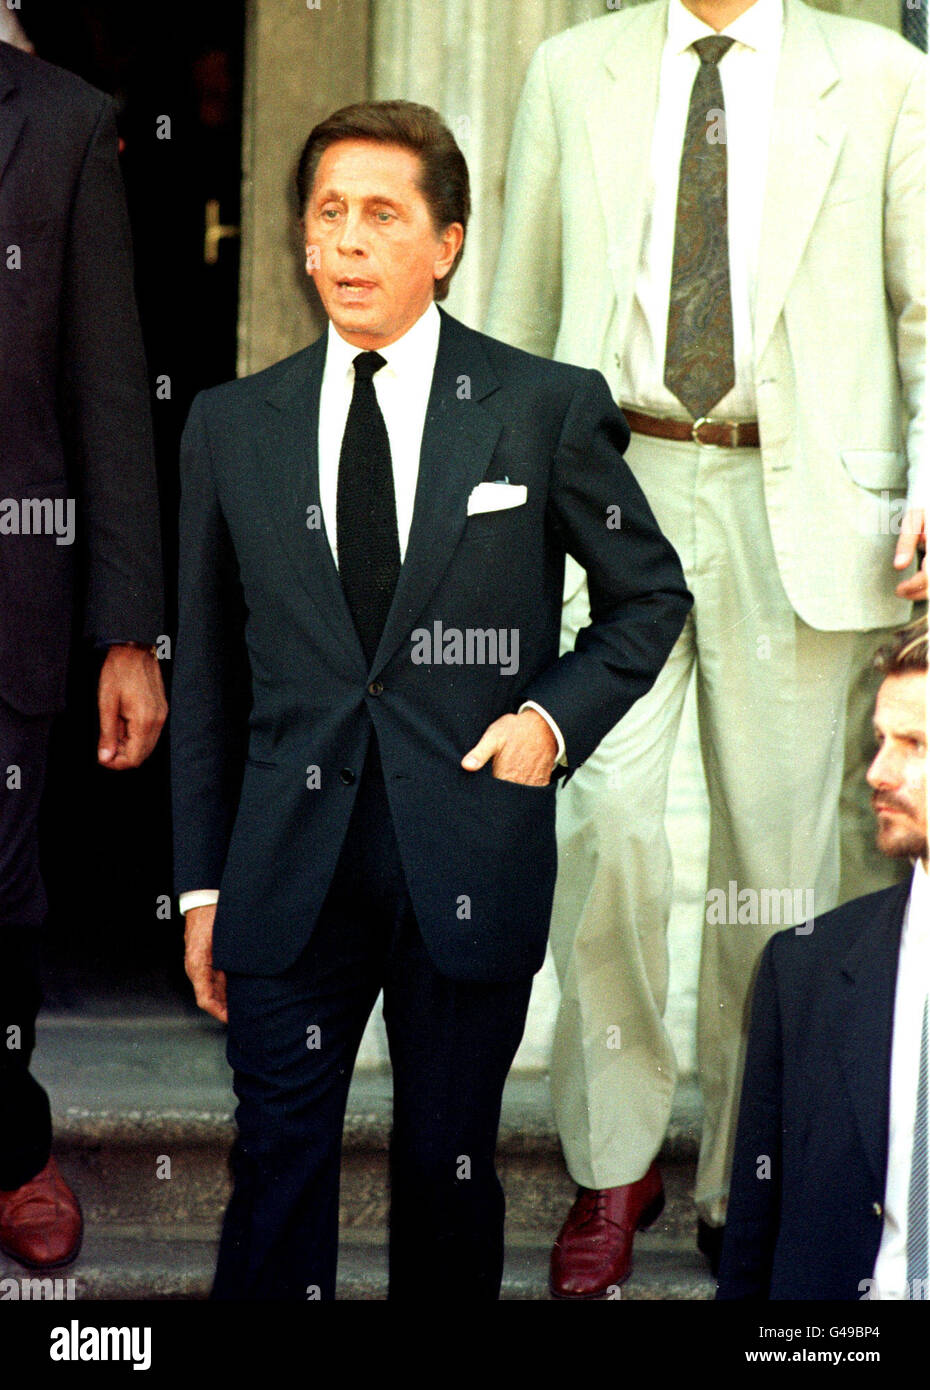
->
xmin=296 ymin=99 xmax=470 ymax=301
xmin=875 ymin=614 xmax=928 ymax=676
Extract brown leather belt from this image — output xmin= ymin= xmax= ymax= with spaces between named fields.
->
xmin=622 ymin=407 xmax=760 ymax=449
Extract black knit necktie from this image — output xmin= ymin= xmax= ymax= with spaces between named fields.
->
xmin=336 ymin=352 xmax=400 ymax=665
xmin=664 ymin=36 xmax=736 ymax=420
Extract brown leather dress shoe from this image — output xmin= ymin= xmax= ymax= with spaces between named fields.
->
xmin=0 ymin=1157 xmax=83 ymax=1269
xmin=549 ymin=1162 xmax=664 ymax=1298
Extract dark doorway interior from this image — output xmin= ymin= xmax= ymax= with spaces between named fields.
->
xmin=16 ymin=0 xmax=246 ymax=1009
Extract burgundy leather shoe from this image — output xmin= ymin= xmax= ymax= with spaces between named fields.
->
xmin=0 ymin=1157 xmax=83 ymax=1269
xmin=549 ymin=1162 xmax=664 ymax=1298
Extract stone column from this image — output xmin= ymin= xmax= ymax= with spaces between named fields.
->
xmin=238 ymin=0 xmax=371 ymax=375
xmin=371 ymin=0 xmax=611 ymax=328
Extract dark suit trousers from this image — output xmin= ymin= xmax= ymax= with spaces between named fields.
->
xmin=0 ymin=699 xmax=54 ymax=1190
xmin=212 ymin=741 xmax=533 ymax=1301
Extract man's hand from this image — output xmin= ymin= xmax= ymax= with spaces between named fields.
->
xmin=894 ymin=507 xmax=927 ymax=601
xmin=462 ymin=708 xmax=557 ymax=786
xmin=97 ymin=644 xmax=168 ymax=769
xmin=0 ymin=10 xmax=34 ymax=50
xmin=184 ymin=904 xmax=228 ymax=1023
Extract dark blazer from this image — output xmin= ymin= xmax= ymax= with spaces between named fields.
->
xmin=717 ymin=878 xmax=912 ymax=1300
xmin=0 ymin=41 xmax=162 ymax=715
xmin=171 ymin=310 xmax=692 ymax=983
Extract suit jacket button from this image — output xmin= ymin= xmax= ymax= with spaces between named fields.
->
xmin=340 ymin=768 xmax=356 ymax=785
xmin=367 ymin=680 xmax=383 ymax=697
xmin=872 ymin=1201 xmax=883 ymax=1217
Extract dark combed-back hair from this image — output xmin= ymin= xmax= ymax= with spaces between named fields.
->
xmin=875 ymin=614 xmax=928 ymax=676
xmin=296 ymin=100 xmax=470 ymax=301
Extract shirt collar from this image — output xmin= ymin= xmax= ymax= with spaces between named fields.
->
xmin=667 ymin=0 xmax=784 ymax=58
xmin=907 ymin=857 xmax=929 ymax=933
xmin=326 ymin=300 xmax=441 ymax=383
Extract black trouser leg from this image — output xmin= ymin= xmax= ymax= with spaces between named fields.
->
xmin=0 ymin=700 xmax=54 ymax=1191
xmin=213 ymin=741 xmax=534 ymax=1300
xmin=383 ymin=916 xmax=532 ymax=1302
xmin=215 ymin=939 xmax=382 ymax=1301
xmin=213 ymin=743 xmax=401 ymax=1301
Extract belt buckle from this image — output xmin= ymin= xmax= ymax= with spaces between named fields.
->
xmin=691 ymin=417 xmax=740 ymax=447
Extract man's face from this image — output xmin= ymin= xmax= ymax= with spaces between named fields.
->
xmin=679 ymin=0 xmax=759 ymax=28
xmin=867 ymin=672 xmax=928 ymax=866
xmin=303 ymin=139 xmax=463 ymax=350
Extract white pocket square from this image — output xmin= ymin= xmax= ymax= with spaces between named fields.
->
xmin=467 ymin=481 xmax=528 ymax=516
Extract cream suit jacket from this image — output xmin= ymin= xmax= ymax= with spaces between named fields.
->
xmin=824 ymin=0 xmax=902 ymax=30
xmin=486 ymin=0 xmax=925 ymax=632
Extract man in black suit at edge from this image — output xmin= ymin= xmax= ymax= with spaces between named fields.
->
xmin=718 ymin=614 xmax=928 ymax=1300
xmin=173 ymin=100 xmax=692 ymax=1301
xmin=0 ymin=36 xmax=166 ymax=1270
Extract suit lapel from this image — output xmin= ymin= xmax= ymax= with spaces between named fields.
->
xmin=754 ymin=0 xmax=845 ymax=358
xmin=371 ymin=312 xmax=502 ymax=674
xmin=0 ymin=54 xmax=24 ymax=187
xmin=260 ymin=335 xmax=367 ymax=671
xmin=832 ymin=882 xmax=910 ymax=1191
xmin=584 ymin=3 xmax=666 ymax=341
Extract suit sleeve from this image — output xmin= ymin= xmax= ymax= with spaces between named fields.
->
xmin=521 ymin=369 xmax=692 ymax=769
xmin=62 ymin=94 xmax=164 ymax=643
xmin=171 ymin=394 xmax=250 ymax=897
xmin=716 ymin=940 xmax=784 ymax=1300
xmin=883 ymin=59 xmax=926 ymax=508
xmin=484 ymin=43 xmax=562 ymax=357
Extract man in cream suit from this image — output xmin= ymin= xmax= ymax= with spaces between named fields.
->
xmin=486 ymin=0 xmax=925 ymax=1297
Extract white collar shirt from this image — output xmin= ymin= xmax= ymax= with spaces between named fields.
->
xmin=872 ymin=859 xmax=930 ymax=1299
xmin=318 ymin=299 xmax=442 ymax=567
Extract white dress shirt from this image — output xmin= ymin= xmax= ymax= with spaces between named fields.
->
xmin=180 ymin=303 xmax=564 ymax=915
xmin=617 ymin=0 xmax=784 ymax=420
xmin=318 ymin=300 xmax=441 ymax=566
xmin=872 ymin=859 xmax=930 ymax=1299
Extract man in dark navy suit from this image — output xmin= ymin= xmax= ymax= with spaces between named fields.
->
xmin=0 ymin=37 xmax=165 ymax=1270
xmin=719 ymin=616 xmax=928 ymax=1300
xmin=172 ymin=100 xmax=691 ymax=1301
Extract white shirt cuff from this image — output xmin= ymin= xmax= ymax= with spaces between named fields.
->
xmin=519 ymin=701 xmax=567 ymax=766
xmin=179 ymin=890 xmax=220 ymax=915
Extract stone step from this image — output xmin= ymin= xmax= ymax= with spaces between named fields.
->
xmin=30 ymin=1017 xmax=706 ymax=1238
xmin=0 ymin=1228 xmax=715 ymax=1301
xmin=46 ymin=1136 xmax=704 ymax=1242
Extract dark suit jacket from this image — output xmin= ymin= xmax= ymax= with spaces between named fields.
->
xmin=0 ymin=41 xmax=163 ymax=714
xmin=717 ymin=879 xmax=912 ymax=1300
xmin=171 ymin=310 xmax=692 ymax=983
